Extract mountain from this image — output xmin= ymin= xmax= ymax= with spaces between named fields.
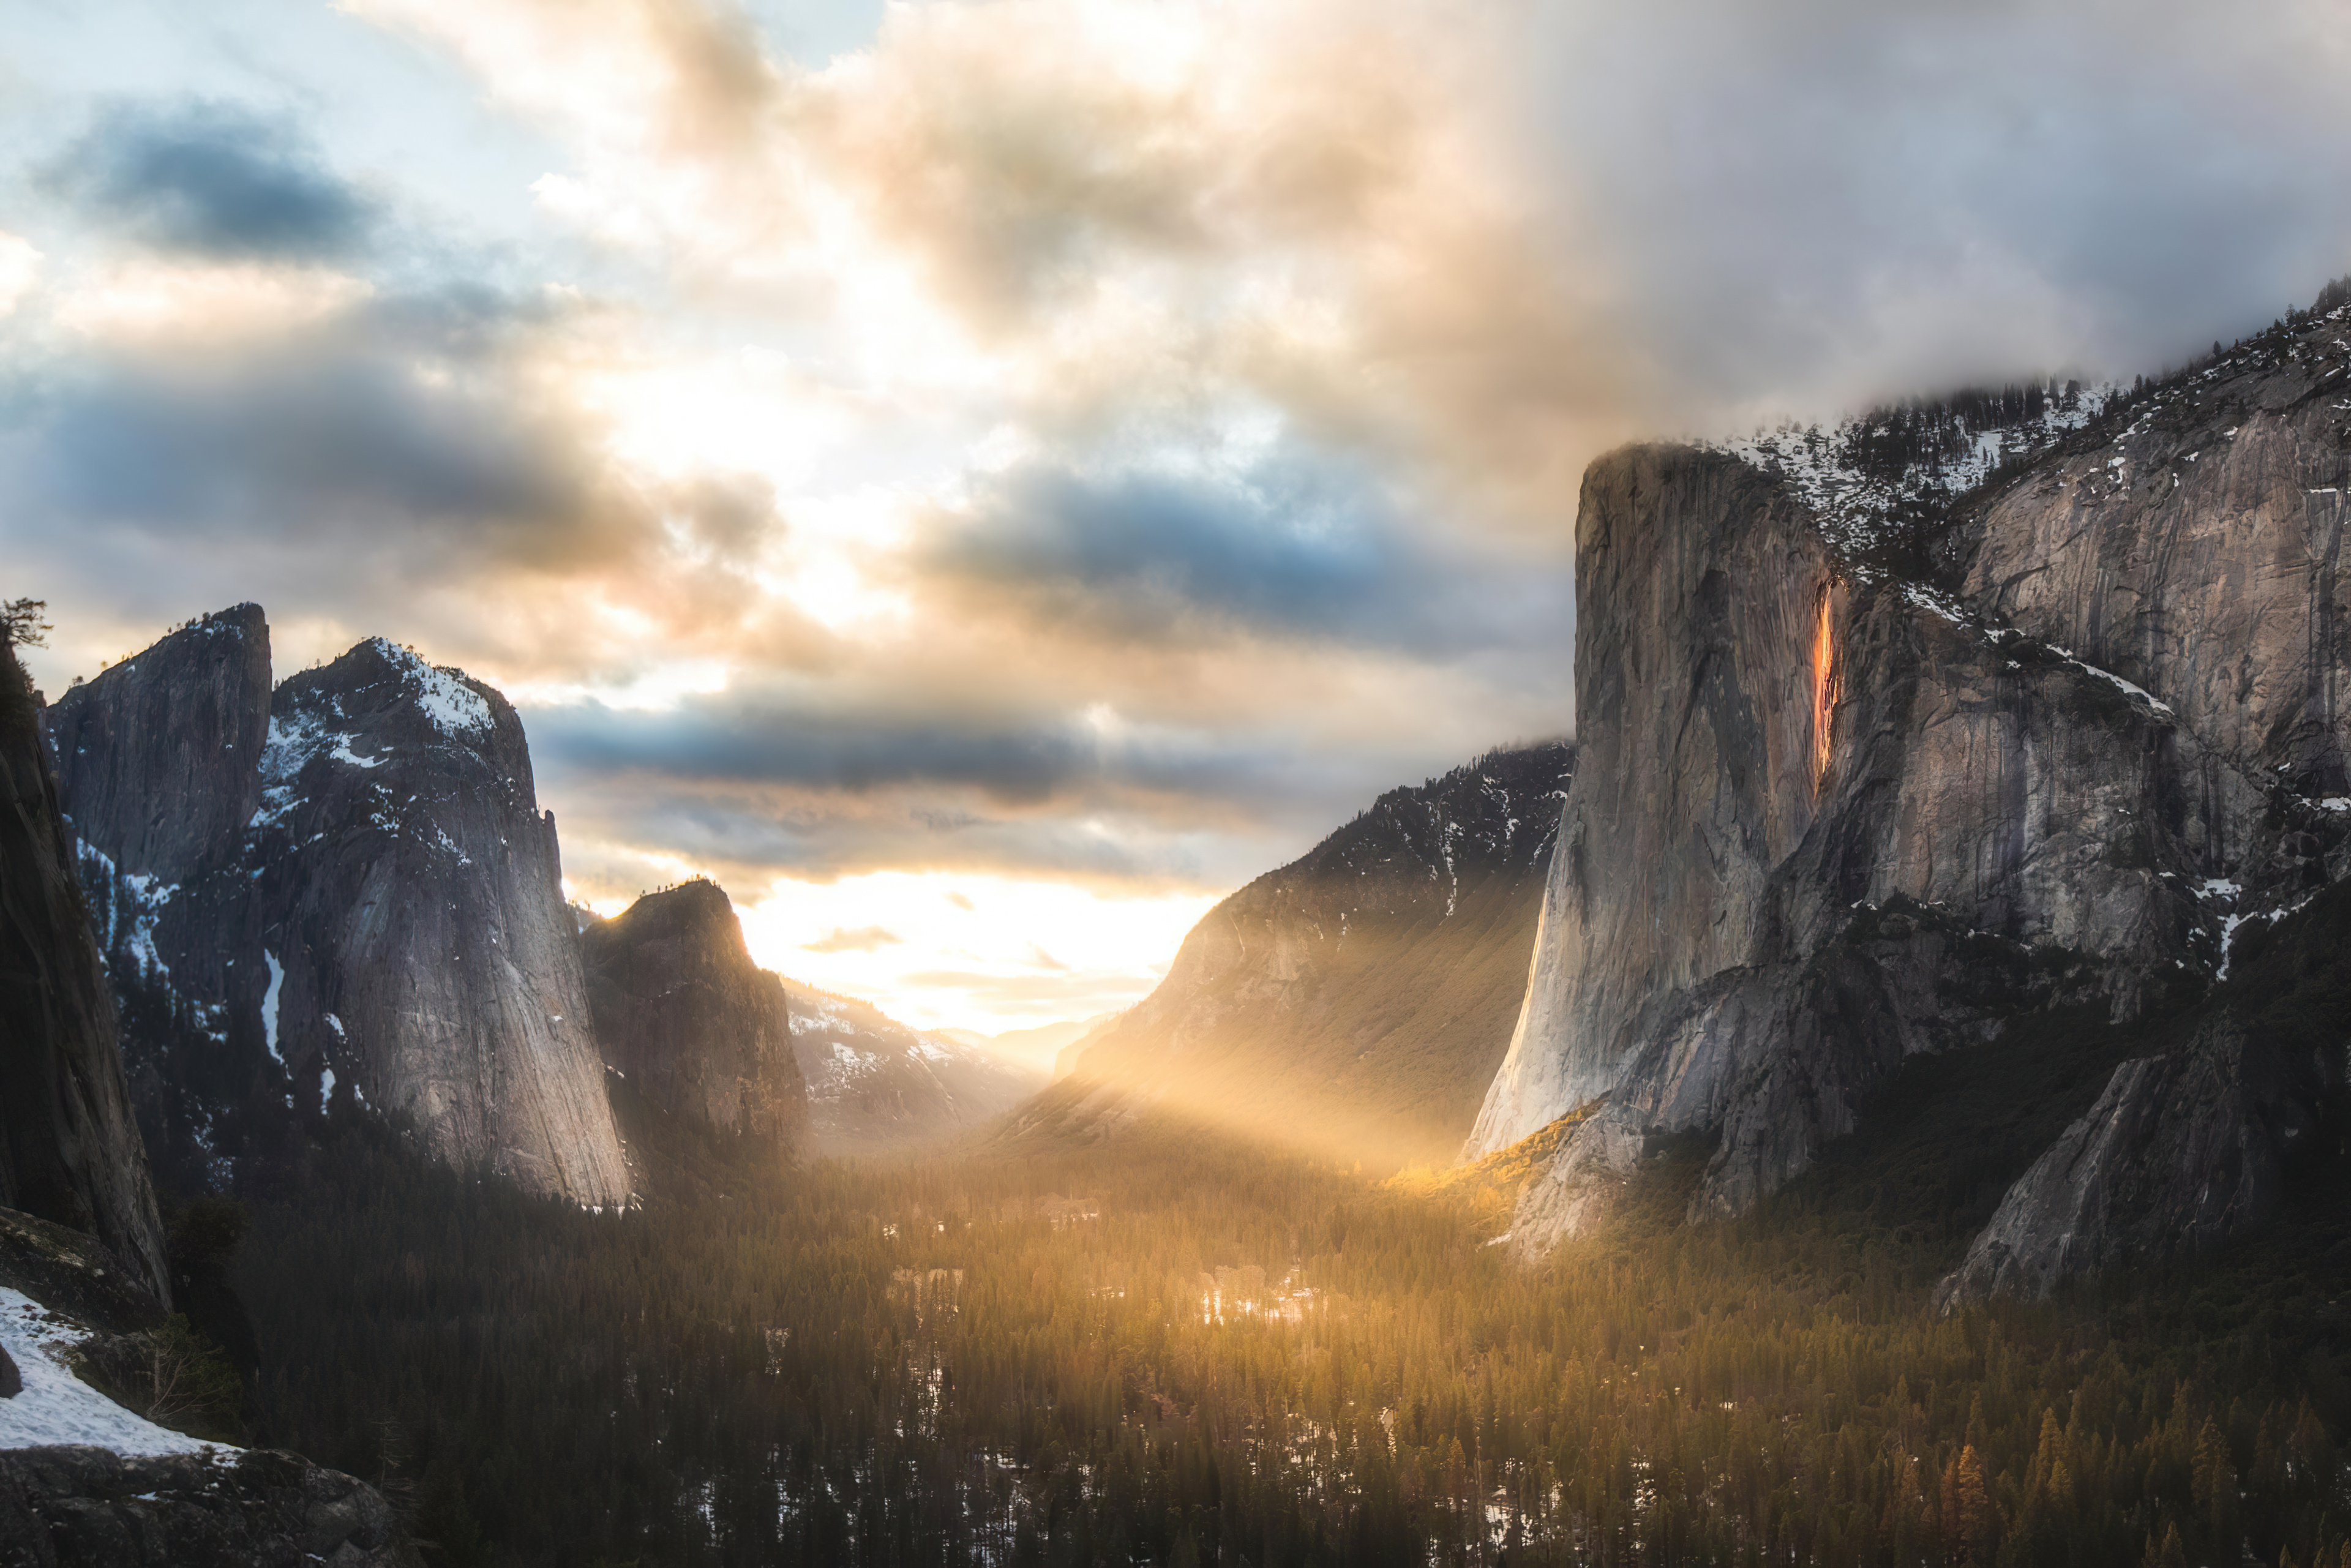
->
xmin=44 ymin=607 xmax=629 ymax=1206
xmin=785 ymin=986 xmax=1043 ymax=1155
xmin=1475 ymin=283 xmax=2351 ymax=1295
xmin=1008 ymin=743 xmax=1575 ymax=1169
xmin=579 ymin=879 xmax=806 ymax=1153
xmin=0 ymin=636 xmax=170 ymax=1303
xmin=931 ymin=1013 xmax=1120 ymax=1078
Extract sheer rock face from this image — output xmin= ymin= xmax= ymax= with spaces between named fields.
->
xmin=579 ymin=880 xmax=806 ymax=1147
xmin=0 ymin=647 xmax=169 ymax=1304
xmin=1485 ymin=310 xmax=2351 ymax=1275
xmin=43 ymin=606 xmax=270 ymax=888
xmin=1466 ymin=455 xmax=1829 ymax=1161
xmin=1011 ymin=745 xmax=1575 ymax=1168
xmin=43 ymin=617 xmax=629 ymax=1206
xmin=1962 ymin=359 xmax=2351 ymax=803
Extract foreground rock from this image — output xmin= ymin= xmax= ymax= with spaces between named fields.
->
xmin=1479 ymin=287 xmax=2351 ymax=1286
xmin=0 ymin=636 xmax=169 ymax=1303
xmin=45 ymin=610 xmax=628 ymax=1205
xmin=0 ymin=1444 xmax=416 ymax=1567
xmin=0 ymin=1206 xmax=414 ymax=1566
xmin=1013 ymin=745 xmax=1573 ymax=1168
xmin=580 ymin=879 xmax=806 ymax=1150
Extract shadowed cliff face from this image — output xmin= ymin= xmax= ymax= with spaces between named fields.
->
xmin=0 ymin=640 xmax=170 ymax=1303
xmin=1010 ymin=745 xmax=1575 ymax=1169
xmin=45 ymin=615 xmax=630 ymax=1206
xmin=1488 ymin=298 xmax=2351 ymax=1282
xmin=580 ymin=880 xmax=807 ymax=1150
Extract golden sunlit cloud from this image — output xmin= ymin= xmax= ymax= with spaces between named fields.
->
xmin=53 ymin=259 xmax=372 ymax=347
xmin=737 ymin=870 xmax=1219 ymax=1032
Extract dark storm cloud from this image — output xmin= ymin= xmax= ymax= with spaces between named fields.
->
xmin=1540 ymin=0 xmax=2351 ymax=410
xmin=49 ymin=100 xmax=377 ymax=261
xmin=525 ymin=683 xmax=1404 ymax=885
xmin=921 ymin=457 xmax=1567 ymax=655
xmin=23 ymin=294 xmax=623 ymax=572
xmin=534 ymin=698 xmax=1090 ymax=803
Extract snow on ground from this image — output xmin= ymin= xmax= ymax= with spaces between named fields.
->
xmin=0 ymin=1288 xmax=231 ymax=1458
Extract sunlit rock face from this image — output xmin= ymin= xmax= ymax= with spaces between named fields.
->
xmin=1489 ymin=299 xmax=2351 ymax=1280
xmin=45 ymin=613 xmax=630 ymax=1206
xmin=1010 ymin=744 xmax=1576 ymax=1169
xmin=579 ymin=880 xmax=806 ymax=1149
xmin=0 ymin=640 xmax=170 ymax=1303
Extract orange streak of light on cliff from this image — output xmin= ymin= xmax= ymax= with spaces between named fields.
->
xmin=1810 ymin=588 xmax=1838 ymax=792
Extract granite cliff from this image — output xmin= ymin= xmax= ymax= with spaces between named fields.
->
xmin=579 ymin=879 xmax=806 ymax=1151
xmin=45 ymin=609 xmax=629 ymax=1206
xmin=1011 ymin=744 xmax=1575 ymax=1168
xmin=1479 ymin=286 xmax=2351 ymax=1292
xmin=0 ymin=637 xmax=169 ymax=1304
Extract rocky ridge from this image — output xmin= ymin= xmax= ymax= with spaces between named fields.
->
xmin=1011 ymin=744 xmax=1575 ymax=1168
xmin=579 ymin=879 xmax=806 ymax=1150
xmin=1481 ymin=285 xmax=2351 ymax=1292
xmin=44 ymin=609 xmax=629 ymax=1206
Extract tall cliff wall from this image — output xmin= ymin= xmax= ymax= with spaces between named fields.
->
xmin=1467 ymin=456 xmax=1828 ymax=1156
xmin=1485 ymin=294 xmax=2351 ymax=1287
xmin=580 ymin=879 xmax=806 ymax=1149
xmin=46 ymin=615 xmax=629 ymax=1206
xmin=0 ymin=641 xmax=170 ymax=1302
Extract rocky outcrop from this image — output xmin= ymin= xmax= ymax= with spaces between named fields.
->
xmin=1011 ymin=745 xmax=1575 ymax=1168
xmin=0 ymin=1204 xmax=417 ymax=1566
xmin=45 ymin=615 xmax=629 ymax=1206
xmin=1483 ymin=288 xmax=2351 ymax=1278
xmin=787 ymin=988 xmax=1040 ymax=1157
xmin=0 ymin=1444 xmax=418 ymax=1567
xmin=1936 ymin=876 xmax=2351 ymax=1305
xmin=42 ymin=607 xmax=269 ymax=889
xmin=580 ymin=880 xmax=806 ymax=1148
xmin=0 ymin=640 xmax=168 ymax=1303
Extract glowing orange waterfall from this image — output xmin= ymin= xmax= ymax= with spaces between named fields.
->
xmin=1810 ymin=587 xmax=1839 ymax=792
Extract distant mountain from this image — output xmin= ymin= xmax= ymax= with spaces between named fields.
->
xmin=931 ymin=1013 xmax=1120 ymax=1078
xmin=785 ymin=985 xmax=1043 ymax=1156
xmin=579 ymin=879 xmax=806 ymax=1158
xmin=1006 ymin=743 xmax=1575 ymax=1169
xmin=45 ymin=607 xmax=629 ymax=1205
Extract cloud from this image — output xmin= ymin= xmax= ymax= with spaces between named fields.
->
xmin=803 ymin=925 xmax=900 ymax=953
xmin=48 ymin=100 xmax=378 ymax=261
xmin=920 ymin=453 xmax=1567 ymax=654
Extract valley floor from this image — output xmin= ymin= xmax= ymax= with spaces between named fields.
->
xmin=214 ymin=1045 xmax=2351 ymax=1568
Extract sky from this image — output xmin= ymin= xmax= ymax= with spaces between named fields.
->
xmin=6 ymin=0 xmax=2350 ymax=1032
